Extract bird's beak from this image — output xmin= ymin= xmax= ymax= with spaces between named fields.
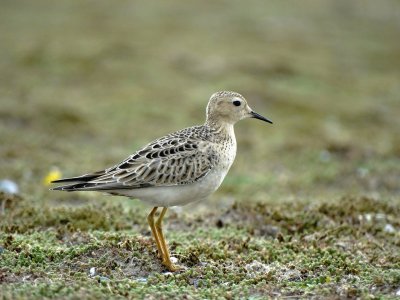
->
xmin=250 ymin=111 xmax=273 ymax=124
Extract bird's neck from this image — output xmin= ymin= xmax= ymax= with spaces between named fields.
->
xmin=205 ymin=118 xmax=235 ymax=137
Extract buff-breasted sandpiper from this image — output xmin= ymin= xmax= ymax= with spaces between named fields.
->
xmin=52 ymin=91 xmax=273 ymax=271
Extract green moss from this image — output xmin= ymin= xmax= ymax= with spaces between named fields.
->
xmin=1 ymin=196 xmax=399 ymax=298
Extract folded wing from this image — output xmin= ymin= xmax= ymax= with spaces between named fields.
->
xmin=52 ymin=130 xmax=217 ymax=191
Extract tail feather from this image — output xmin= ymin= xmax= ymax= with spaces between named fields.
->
xmin=50 ymin=181 xmax=130 ymax=192
xmin=51 ymin=170 xmax=105 ymax=184
xmin=50 ymin=170 xmax=145 ymax=192
xmin=50 ymin=170 xmax=112 ymax=191
xmin=50 ymin=182 xmax=97 ymax=191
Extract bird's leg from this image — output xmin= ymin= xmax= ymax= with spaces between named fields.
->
xmin=147 ymin=207 xmax=164 ymax=259
xmin=155 ymin=207 xmax=180 ymax=271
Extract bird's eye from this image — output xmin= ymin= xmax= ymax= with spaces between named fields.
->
xmin=233 ymin=100 xmax=241 ymax=107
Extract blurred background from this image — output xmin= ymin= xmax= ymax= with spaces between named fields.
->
xmin=1 ymin=0 xmax=399 ymax=208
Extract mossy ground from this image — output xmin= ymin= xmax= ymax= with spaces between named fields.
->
xmin=1 ymin=195 xmax=399 ymax=299
xmin=1 ymin=1 xmax=399 ymax=299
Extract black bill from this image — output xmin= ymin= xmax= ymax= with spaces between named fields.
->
xmin=250 ymin=111 xmax=273 ymax=124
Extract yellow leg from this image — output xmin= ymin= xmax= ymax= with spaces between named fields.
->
xmin=147 ymin=207 xmax=164 ymax=259
xmin=155 ymin=207 xmax=180 ymax=271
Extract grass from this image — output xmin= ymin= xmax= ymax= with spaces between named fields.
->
xmin=1 ymin=195 xmax=399 ymax=298
xmin=1 ymin=0 xmax=399 ymax=298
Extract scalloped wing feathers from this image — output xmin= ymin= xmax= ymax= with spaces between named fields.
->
xmin=53 ymin=126 xmax=220 ymax=191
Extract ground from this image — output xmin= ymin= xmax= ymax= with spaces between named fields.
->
xmin=0 ymin=1 xmax=399 ymax=299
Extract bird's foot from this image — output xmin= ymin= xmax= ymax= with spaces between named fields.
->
xmin=162 ymin=259 xmax=181 ymax=272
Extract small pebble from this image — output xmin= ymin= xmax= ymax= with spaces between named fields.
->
xmin=136 ymin=277 xmax=147 ymax=283
xmin=396 ymin=288 xmax=400 ymax=296
xmin=365 ymin=214 xmax=372 ymax=222
xmin=245 ymin=260 xmax=272 ymax=278
xmin=170 ymin=256 xmax=178 ymax=264
xmin=384 ymin=224 xmax=395 ymax=233
xmin=98 ymin=276 xmax=110 ymax=283
xmin=376 ymin=213 xmax=386 ymax=220
xmin=0 ymin=179 xmax=19 ymax=194
xmin=89 ymin=267 xmax=96 ymax=276
xmin=191 ymin=278 xmax=200 ymax=288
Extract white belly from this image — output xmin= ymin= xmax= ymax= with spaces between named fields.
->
xmin=108 ymin=166 xmax=229 ymax=207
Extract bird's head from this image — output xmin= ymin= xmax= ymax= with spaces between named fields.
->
xmin=206 ymin=91 xmax=273 ymax=126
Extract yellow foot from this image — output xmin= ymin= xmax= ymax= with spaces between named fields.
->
xmin=162 ymin=260 xmax=181 ymax=272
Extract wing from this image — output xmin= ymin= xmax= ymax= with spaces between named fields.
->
xmin=52 ymin=126 xmax=218 ymax=191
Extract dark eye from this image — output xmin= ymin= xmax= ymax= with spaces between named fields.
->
xmin=233 ymin=100 xmax=241 ymax=107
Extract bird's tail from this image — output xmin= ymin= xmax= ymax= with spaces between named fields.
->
xmin=50 ymin=170 xmax=106 ymax=191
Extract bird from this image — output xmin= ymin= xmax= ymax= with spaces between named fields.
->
xmin=51 ymin=91 xmax=273 ymax=271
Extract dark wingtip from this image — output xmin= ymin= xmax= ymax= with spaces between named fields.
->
xmin=51 ymin=178 xmax=76 ymax=184
xmin=49 ymin=186 xmax=63 ymax=191
xmin=50 ymin=171 xmax=106 ymax=184
xmin=49 ymin=183 xmax=82 ymax=191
